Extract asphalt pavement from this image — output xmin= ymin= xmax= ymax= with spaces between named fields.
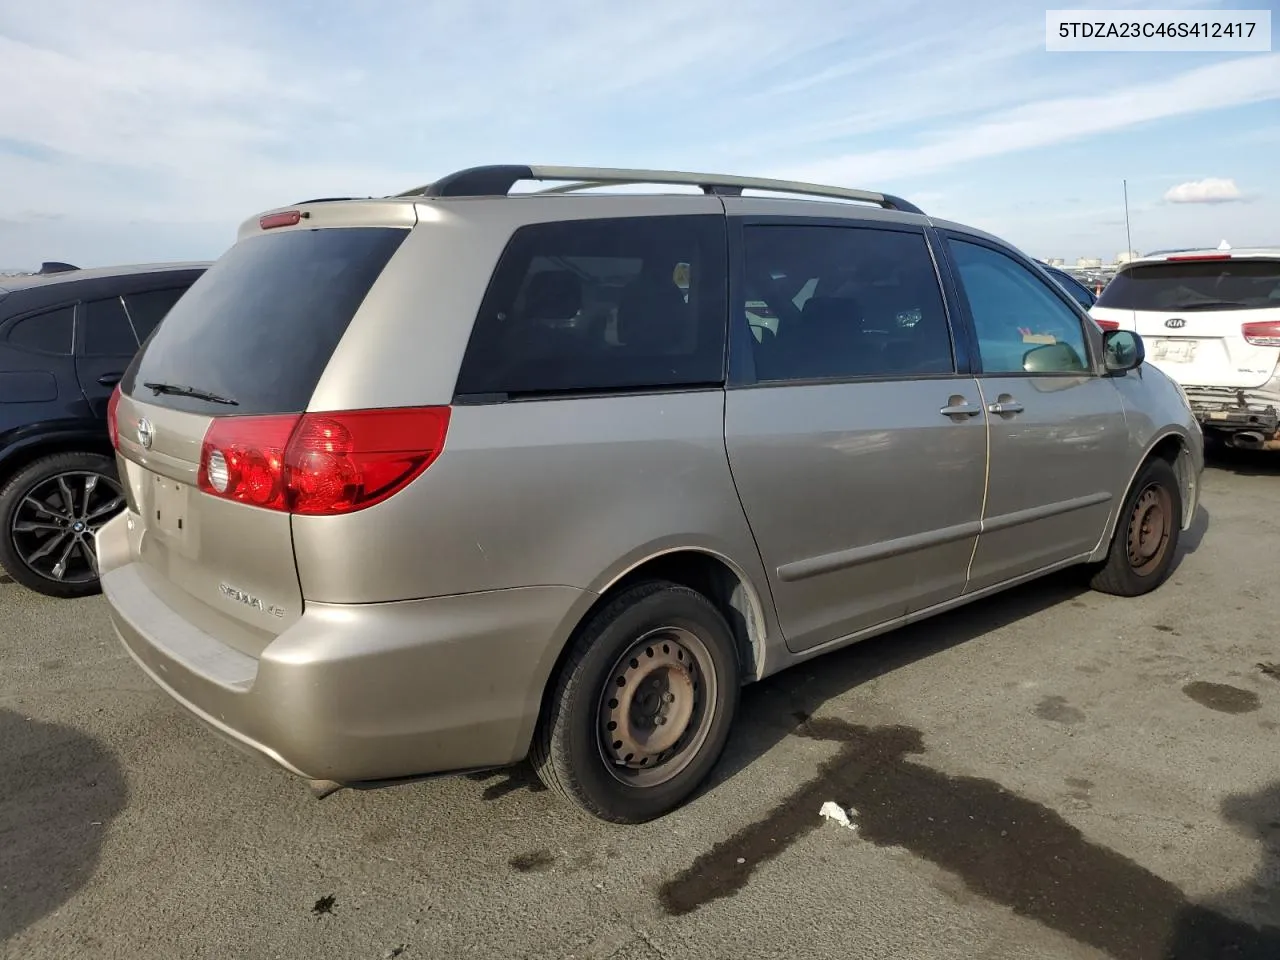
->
xmin=2 ymin=451 xmax=1278 ymax=960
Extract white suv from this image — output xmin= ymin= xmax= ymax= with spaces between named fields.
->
xmin=1091 ymin=248 xmax=1280 ymax=452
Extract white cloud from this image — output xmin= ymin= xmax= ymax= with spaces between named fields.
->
xmin=0 ymin=0 xmax=1276 ymax=267
xmin=770 ymin=54 xmax=1280 ymax=187
xmin=1164 ymin=178 xmax=1244 ymax=204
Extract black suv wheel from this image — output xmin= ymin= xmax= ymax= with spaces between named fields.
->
xmin=0 ymin=452 xmax=126 ymax=598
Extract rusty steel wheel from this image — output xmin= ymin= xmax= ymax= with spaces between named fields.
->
xmin=1089 ymin=457 xmax=1182 ymax=598
xmin=596 ymin=626 xmax=718 ymax=788
xmin=1125 ymin=483 xmax=1173 ymax=577
xmin=531 ymin=580 xmax=739 ymax=823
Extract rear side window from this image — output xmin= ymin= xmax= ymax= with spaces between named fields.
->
xmin=82 ymin=297 xmax=139 ymax=355
xmin=1096 ymin=259 xmax=1280 ymax=312
xmin=126 ymin=228 xmax=408 ymax=415
xmin=7 ymin=306 xmax=74 ymax=355
xmin=455 ymin=215 xmax=727 ymax=397
xmin=741 ymin=225 xmax=954 ymax=382
xmin=123 ymin=287 xmax=189 ymax=342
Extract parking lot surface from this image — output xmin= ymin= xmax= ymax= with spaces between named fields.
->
xmin=2 ymin=452 xmax=1278 ymax=960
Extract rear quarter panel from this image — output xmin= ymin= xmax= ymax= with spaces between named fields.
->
xmin=290 ymin=391 xmax=775 ymax=609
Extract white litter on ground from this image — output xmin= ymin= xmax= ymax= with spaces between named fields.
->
xmin=819 ymin=801 xmax=857 ymax=831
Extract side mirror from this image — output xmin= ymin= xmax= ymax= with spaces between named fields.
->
xmin=1103 ymin=329 xmax=1145 ymax=373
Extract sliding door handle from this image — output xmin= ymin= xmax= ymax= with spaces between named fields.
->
xmin=988 ymin=395 xmax=1025 ymax=416
xmin=940 ymin=395 xmax=982 ymax=419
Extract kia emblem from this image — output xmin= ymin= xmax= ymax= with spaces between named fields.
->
xmin=1165 ymin=318 xmax=1186 ymax=329
xmin=136 ymin=417 xmax=155 ymax=450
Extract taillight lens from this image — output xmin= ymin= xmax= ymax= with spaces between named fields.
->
xmin=1242 ymin=321 xmax=1280 ymax=347
xmin=107 ymin=385 xmax=122 ymax=450
xmin=198 ymin=415 xmax=297 ymax=510
xmin=197 ymin=407 xmax=450 ymax=515
xmin=1094 ymin=318 xmax=1121 ymax=331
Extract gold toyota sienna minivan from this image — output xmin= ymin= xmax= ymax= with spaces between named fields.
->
xmin=97 ymin=165 xmax=1203 ymax=823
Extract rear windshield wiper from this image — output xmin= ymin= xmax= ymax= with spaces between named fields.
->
xmin=142 ymin=381 xmax=239 ymax=405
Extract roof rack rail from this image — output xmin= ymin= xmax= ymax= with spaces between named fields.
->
xmin=393 ymin=164 xmax=925 ymax=215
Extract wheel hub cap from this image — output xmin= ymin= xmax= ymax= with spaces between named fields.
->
xmin=1126 ymin=485 xmax=1171 ymax=576
xmin=598 ymin=627 xmax=712 ymax=784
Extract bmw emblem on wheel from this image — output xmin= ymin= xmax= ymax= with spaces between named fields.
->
xmin=1165 ymin=318 xmax=1186 ymax=329
xmin=136 ymin=417 xmax=155 ymax=450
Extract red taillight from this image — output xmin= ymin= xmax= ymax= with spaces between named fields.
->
xmin=1242 ymin=321 xmax=1280 ymax=347
xmin=107 ymin=385 xmax=122 ymax=450
xmin=197 ymin=407 xmax=451 ymax=515
xmin=1094 ymin=318 xmax=1121 ymax=331
xmin=198 ymin=414 xmax=297 ymax=510
xmin=1165 ymin=254 xmax=1231 ymax=262
xmin=259 ymin=210 xmax=304 ymax=230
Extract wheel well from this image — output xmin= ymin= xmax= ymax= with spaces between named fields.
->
xmin=1143 ymin=433 xmax=1194 ymax=529
xmin=0 ymin=435 xmax=114 ymax=489
xmin=607 ymin=552 xmax=764 ymax=680
xmin=1148 ymin=434 xmax=1183 ymax=466
xmin=544 ymin=551 xmax=767 ymax=708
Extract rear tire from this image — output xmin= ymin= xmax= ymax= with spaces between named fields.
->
xmin=1089 ymin=457 xmax=1182 ymax=597
xmin=531 ymin=580 xmax=740 ymax=824
xmin=0 ymin=452 xmax=124 ymax=599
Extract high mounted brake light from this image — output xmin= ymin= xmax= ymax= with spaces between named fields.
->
xmin=1165 ymin=254 xmax=1231 ymax=262
xmin=197 ymin=407 xmax=451 ymax=515
xmin=259 ymin=210 xmax=305 ymax=230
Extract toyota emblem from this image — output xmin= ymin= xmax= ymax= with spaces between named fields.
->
xmin=1165 ymin=318 xmax=1186 ymax=329
xmin=136 ymin=417 xmax=155 ymax=450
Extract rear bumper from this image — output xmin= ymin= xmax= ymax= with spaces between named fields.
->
xmin=1185 ymin=385 xmax=1280 ymax=448
xmin=101 ymin=557 xmax=590 ymax=783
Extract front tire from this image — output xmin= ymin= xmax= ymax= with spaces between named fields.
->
xmin=531 ymin=580 xmax=740 ymax=823
xmin=1089 ymin=457 xmax=1182 ymax=597
xmin=0 ymin=452 xmax=126 ymax=599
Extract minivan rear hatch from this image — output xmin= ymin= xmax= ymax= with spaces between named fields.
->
xmin=1092 ymin=256 xmax=1280 ymax=389
xmin=113 ymin=220 xmax=411 ymax=656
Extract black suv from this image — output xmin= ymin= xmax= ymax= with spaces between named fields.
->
xmin=0 ymin=261 xmax=208 ymax=597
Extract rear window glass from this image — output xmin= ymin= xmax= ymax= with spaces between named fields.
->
xmin=7 ymin=306 xmax=74 ymax=355
xmin=82 ymin=297 xmax=139 ymax=355
xmin=125 ymin=228 xmax=407 ymax=415
xmin=455 ymin=215 xmax=727 ymax=397
xmin=1096 ymin=259 xmax=1280 ymax=312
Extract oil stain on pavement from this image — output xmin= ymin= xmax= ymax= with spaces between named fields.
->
xmin=509 ymin=849 xmax=556 ymax=873
xmin=659 ymin=715 xmax=1280 ymax=960
xmin=1182 ymin=681 xmax=1261 ymax=714
xmin=1035 ymin=695 xmax=1087 ymax=725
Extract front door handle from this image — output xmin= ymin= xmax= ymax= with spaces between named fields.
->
xmin=988 ymin=394 xmax=1025 ymax=416
xmin=97 ymin=372 xmax=123 ymax=386
xmin=940 ymin=395 xmax=983 ymax=419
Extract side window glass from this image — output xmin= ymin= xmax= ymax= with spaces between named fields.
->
xmin=949 ymin=240 xmax=1090 ymax=375
xmin=6 ymin=306 xmax=74 ymax=355
xmin=123 ymin=287 xmax=187 ymax=342
xmin=456 ymin=215 xmax=727 ymax=396
xmin=82 ymin=297 xmax=140 ymax=355
xmin=741 ymin=225 xmax=954 ymax=382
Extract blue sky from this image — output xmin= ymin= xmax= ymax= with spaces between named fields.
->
xmin=0 ymin=0 xmax=1276 ymax=268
